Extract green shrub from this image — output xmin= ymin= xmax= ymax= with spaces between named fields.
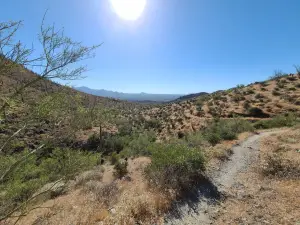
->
xmin=243 ymin=100 xmax=251 ymax=110
xmin=203 ymin=119 xmax=254 ymax=145
xmin=185 ymin=132 xmax=207 ymax=147
xmin=144 ymin=119 xmax=161 ymax=130
xmin=0 ymin=148 xmax=99 ymax=216
xmin=145 ymin=143 xmax=205 ymax=195
xmin=272 ymin=90 xmax=281 ymax=96
xmin=254 ymin=113 xmax=299 ymax=129
xmin=255 ymin=93 xmax=264 ymax=99
xmin=113 ymin=160 xmax=128 ymax=179
xmin=109 ymin=152 xmax=119 ymax=165
xmin=248 ymin=107 xmax=269 ymax=118
xmin=289 ymin=87 xmax=296 ymax=91
xmin=261 ymin=87 xmax=267 ymax=91
xmin=122 ymin=131 xmax=156 ymax=157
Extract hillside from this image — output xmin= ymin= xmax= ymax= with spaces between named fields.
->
xmin=74 ymin=86 xmax=182 ymax=102
xmin=2 ymin=67 xmax=300 ymax=225
xmin=135 ymin=73 xmax=300 ymax=139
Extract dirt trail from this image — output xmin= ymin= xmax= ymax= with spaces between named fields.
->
xmin=166 ymin=130 xmax=285 ymax=225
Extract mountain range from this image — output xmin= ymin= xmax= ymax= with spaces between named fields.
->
xmin=74 ymin=86 xmax=183 ymax=102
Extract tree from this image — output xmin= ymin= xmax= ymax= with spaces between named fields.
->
xmin=0 ymin=13 xmax=101 ymax=115
xmin=0 ymin=15 xmax=101 ymax=222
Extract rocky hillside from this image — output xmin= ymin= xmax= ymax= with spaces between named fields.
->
xmin=135 ymin=74 xmax=300 ymax=139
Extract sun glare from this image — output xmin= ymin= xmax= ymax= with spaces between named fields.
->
xmin=110 ymin=0 xmax=147 ymax=21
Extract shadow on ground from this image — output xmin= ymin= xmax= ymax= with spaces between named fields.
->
xmin=166 ymin=176 xmax=223 ymax=221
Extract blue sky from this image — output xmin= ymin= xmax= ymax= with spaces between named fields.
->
xmin=2 ymin=0 xmax=300 ymax=94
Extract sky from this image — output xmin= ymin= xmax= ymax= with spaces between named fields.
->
xmin=2 ymin=0 xmax=300 ymax=94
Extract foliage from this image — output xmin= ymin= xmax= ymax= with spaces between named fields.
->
xmin=269 ymin=70 xmax=286 ymax=80
xmin=145 ymin=143 xmax=205 ymax=195
xmin=262 ymin=154 xmax=300 ymax=179
xmin=203 ymin=119 xmax=254 ymax=145
xmin=0 ymin=148 xmax=99 ymax=217
xmin=254 ymin=113 xmax=299 ymax=129
xmin=247 ymin=107 xmax=269 ymax=118
xmin=109 ymin=152 xmax=120 ymax=165
xmin=122 ymin=131 xmax=156 ymax=157
xmin=113 ymin=160 xmax=128 ymax=179
xmin=144 ymin=118 xmax=161 ymax=130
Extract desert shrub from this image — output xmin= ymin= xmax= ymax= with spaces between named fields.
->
xmin=109 ymin=152 xmax=120 ymax=165
xmin=272 ymin=90 xmax=281 ymax=96
xmin=122 ymin=131 xmax=156 ymax=157
xmin=203 ymin=119 xmax=254 ymax=145
xmin=86 ymin=133 xmax=128 ymax=155
xmin=269 ymin=70 xmax=286 ymax=80
xmin=262 ymin=154 xmax=300 ymax=179
xmin=145 ymin=143 xmax=205 ymax=195
xmin=295 ymin=83 xmax=300 ymax=88
xmin=243 ymin=100 xmax=251 ymax=110
xmin=113 ymin=160 xmax=128 ymax=179
xmin=255 ymin=93 xmax=264 ymax=99
xmin=0 ymin=148 xmax=98 ymax=216
xmin=144 ymin=119 xmax=161 ymax=130
xmin=247 ymin=89 xmax=255 ymax=94
xmin=277 ymin=82 xmax=285 ymax=89
xmin=261 ymin=87 xmax=267 ymax=91
xmin=117 ymin=120 xmax=134 ymax=136
xmin=177 ymin=131 xmax=185 ymax=139
xmin=236 ymin=84 xmax=245 ymax=89
xmin=286 ymin=76 xmax=297 ymax=81
xmin=83 ymin=181 xmax=119 ymax=206
xmin=247 ymin=107 xmax=269 ymax=118
xmin=289 ymin=87 xmax=296 ymax=91
xmin=75 ymin=170 xmax=103 ymax=187
xmin=185 ymin=132 xmax=207 ymax=147
xmin=260 ymin=81 xmax=269 ymax=87
xmin=254 ymin=113 xmax=299 ymax=129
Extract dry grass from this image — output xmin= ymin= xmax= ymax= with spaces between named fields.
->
xmin=74 ymin=169 xmax=104 ymax=187
xmin=12 ymin=157 xmax=170 ymax=225
xmin=260 ymin=129 xmax=300 ymax=179
xmin=215 ymin=129 xmax=300 ymax=225
xmin=139 ymin=74 xmax=300 ymax=139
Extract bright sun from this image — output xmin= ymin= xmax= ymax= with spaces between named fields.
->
xmin=110 ymin=0 xmax=147 ymax=21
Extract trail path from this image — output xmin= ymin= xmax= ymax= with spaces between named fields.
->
xmin=166 ymin=130 xmax=284 ymax=225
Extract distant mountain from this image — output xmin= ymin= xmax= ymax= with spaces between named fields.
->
xmin=173 ymin=92 xmax=209 ymax=102
xmin=74 ymin=86 xmax=182 ymax=102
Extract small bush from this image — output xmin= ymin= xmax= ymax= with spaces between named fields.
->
xmin=83 ymin=181 xmax=119 ymax=206
xmin=261 ymin=87 xmax=267 ymax=91
xmin=75 ymin=170 xmax=103 ymax=187
xmin=243 ymin=100 xmax=251 ymax=110
xmin=109 ymin=152 xmax=119 ymax=165
xmin=254 ymin=113 xmax=298 ymax=129
xmin=204 ymin=119 xmax=254 ymax=145
xmin=144 ymin=119 xmax=161 ymax=130
xmin=113 ymin=160 xmax=128 ymax=179
xmin=270 ymin=70 xmax=286 ymax=80
xmin=0 ymin=148 xmax=99 ymax=216
xmin=248 ymin=107 xmax=269 ymax=118
xmin=122 ymin=131 xmax=156 ymax=157
xmin=145 ymin=143 xmax=205 ymax=195
xmin=272 ymin=90 xmax=281 ymax=96
xmin=289 ymin=87 xmax=296 ymax=91
xmin=262 ymin=154 xmax=300 ymax=179
xmin=255 ymin=93 xmax=264 ymax=99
